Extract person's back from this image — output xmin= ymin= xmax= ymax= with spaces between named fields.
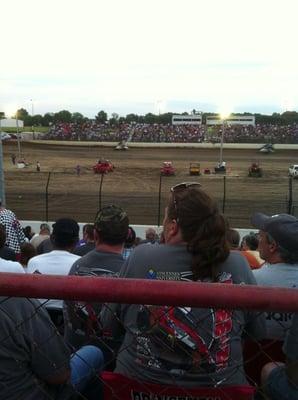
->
xmin=0 ymin=203 xmax=26 ymax=253
xmin=251 ymin=213 xmax=298 ymax=339
xmin=102 ymin=184 xmax=265 ymax=387
xmin=0 ymin=224 xmax=17 ymax=261
xmin=73 ymin=224 xmax=95 ymax=256
xmin=27 ymin=218 xmax=80 ymax=310
xmin=261 ymin=313 xmax=298 ymax=399
xmin=64 ymin=205 xmax=128 ymax=354
xmin=30 ymin=223 xmax=51 ymax=249
xmin=0 ymin=296 xmax=74 ymax=400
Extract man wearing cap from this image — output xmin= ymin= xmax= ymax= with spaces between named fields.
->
xmin=251 ymin=212 xmax=298 ymax=339
xmin=27 ymin=218 xmax=81 ymax=311
xmin=64 ymin=205 xmax=128 ymax=361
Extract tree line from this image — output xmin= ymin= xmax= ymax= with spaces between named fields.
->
xmin=1 ymin=109 xmax=298 ymax=127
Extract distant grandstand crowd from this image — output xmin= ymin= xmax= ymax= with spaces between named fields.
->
xmin=43 ymin=121 xmax=298 ymax=144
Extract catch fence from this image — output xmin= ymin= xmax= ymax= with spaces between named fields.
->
xmin=0 ymin=273 xmax=297 ymax=399
xmin=5 ymin=169 xmax=298 ymax=227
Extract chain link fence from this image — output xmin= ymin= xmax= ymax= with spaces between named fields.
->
xmin=0 ymin=274 xmax=297 ymax=399
xmin=5 ymin=170 xmax=298 ymax=227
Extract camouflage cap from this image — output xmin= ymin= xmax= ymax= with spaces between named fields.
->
xmin=94 ymin=205 xmax=129 ymax=244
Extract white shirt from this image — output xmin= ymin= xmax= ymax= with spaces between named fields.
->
xmin=27 ymin=250 xmax=81 ymax=309
xmin=0 ymin=258 xmax=25 ymax=273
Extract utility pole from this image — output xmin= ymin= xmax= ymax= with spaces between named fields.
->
xmin=0 ymin=117 xmax=6 ymax=206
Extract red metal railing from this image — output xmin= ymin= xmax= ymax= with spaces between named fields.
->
xmin=0 ymin=272 xmax=298 ymax=311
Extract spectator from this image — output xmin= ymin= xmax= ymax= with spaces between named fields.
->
xmin=27 ymin=218 xmax=81 ymax=311
xmin=0 ymin=296 xmax=104 ymax=399
xmin=0 ymin=200 xmax=26 ymax=254
xmin=226 ymin=228 xmax=240 ymax=249
xmin=240 ymin=233 xmax=263 ymax=269
xmin=19 ymin=242 xmax=36 ymax=269
xmin=64 ymin=205 xmax=128 ymax=363
xmin=145 ymin=227 xmax=158 ymax=243
xmin=36 ymin=236 xmax=53 ymax=254
xmin=74 ymin=224 xmax=95 ymax=256
xmin=23 ymin=225 xmax=35 ymax=241
xmin=30 ymin=222 xmax=51 ymax=249
xmin=0 ymin=224 xmax=17 ymax=261
xmin=123 ymin=226 xmax=136 ymax=259
xmin=102 ymin=183 xmax=265 ymax=387
xmin=251 ymin=213 xmax=298 ymax=339
xmin=36 ymin=161 xmax=41 ymax=172
xmin=261 ymin=313 xmax=298 ymax=399
xmin=0 ymin=256 xmax=25 ymax=273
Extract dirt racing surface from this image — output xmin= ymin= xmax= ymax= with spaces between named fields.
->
xmin=3 ymin=141 xmax=298 ymax=228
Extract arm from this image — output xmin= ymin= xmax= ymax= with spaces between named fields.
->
xmin=25 ymin=299 xmax=71 ymax=384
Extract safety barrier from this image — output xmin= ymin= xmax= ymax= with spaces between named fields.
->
xmin=0 ymin=273 xmax=297 ymax=399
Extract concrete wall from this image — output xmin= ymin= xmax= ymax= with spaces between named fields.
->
xmin=27 ymin=140 xmax=298 ymax=150
xmin=20 ymin=220 xmax=255 ymax=241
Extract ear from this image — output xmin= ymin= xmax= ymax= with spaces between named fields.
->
xmin=168 ymin=219 xmax=179 ymax=239
xmin=93 ymin=229 xmax=101 ymax=243
xmin=268 ymin=239 xmax=278 ymax=253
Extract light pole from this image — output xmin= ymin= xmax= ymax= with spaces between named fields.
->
xmin=218 ymin=111 xmax=230 ymax=167
xmin=30 ymin=99 xmax=35 ymax=139
xmin=16 ymin=112 xmax=21 ymax=160
xmin=219 ymin=118 xmax=225 ymax=165
xmin=0 ymin=117 xmax=6 ymax=206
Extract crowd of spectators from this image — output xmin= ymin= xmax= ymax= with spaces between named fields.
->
xmin=43 ymin=121 xmax=298 ymax=144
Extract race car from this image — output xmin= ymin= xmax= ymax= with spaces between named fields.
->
xmin=93 ymin=159 xmax=114 ymax=174
xmin=161 ymin=161 xmax=175 ymax=176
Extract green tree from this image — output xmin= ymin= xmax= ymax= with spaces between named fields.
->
xmin=32 ymin=114 xmax=43 ymax=126
xmin=126 ymin=113 xmax=139 ymax=123
xmin=16 ymin=108 xmax=29 ymax=121
xmin=157 ymin=112 xmax=173 ymax=124
xmin=144 ymin=113 xmax=157 ymax=124
xmin=95 ymin=110 xmax=107 ymax=123
xmin=71 ymin=112 xmax=84 ymax=123
xmin=0 ymin=112 xmax=5 ymax=119
xmin=53 ymin=110 xmax=72 ymax=123
xmin=43 ymin=113 xmax=55 ymax=126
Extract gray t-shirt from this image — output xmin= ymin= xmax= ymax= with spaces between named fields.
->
xmin=64 ymin=249 xmax=125 ymax=349
xmin=0 ymin=297 xmax=73 ymax=400
xmin=103 ymin=244 xmax=265 ymax=387
xmin=253 ymin=263 xmax=298 ymax=339
xmin=284 ymin=313 xmax=298 ymax=361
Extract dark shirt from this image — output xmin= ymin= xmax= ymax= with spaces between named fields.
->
xmin=0 ymin=246 xmax=17 ymax=261
xmin=73 ymin=242 xmax=95 ymax=256
xmin=37 ymin=238 xmax=53 ymax=255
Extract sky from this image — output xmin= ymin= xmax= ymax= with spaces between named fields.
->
xmin=1 ymin=0 xmax=298 ymax=118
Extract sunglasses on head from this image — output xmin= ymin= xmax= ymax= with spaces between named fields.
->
xmin=170 ymin=182 xmax=202 ymax=222
xmin=170 ymin=182 xmax=202 ymax=192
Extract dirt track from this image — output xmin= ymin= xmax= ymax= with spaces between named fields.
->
xmin=3 ymin=141 xmax=298 ymax=227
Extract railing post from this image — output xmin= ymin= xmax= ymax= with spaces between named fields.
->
xmin=45 ymin=171 xmax=51 ymax=222
xmin=222 ymin=175 xmax=226 ymax=214
xmin=98 ymin=173 xmax=104 ymax=210
xmin=157 ymin=173 xmax=162 ymax=226
xmin=288 ymin=176 xmax=293 ymax=215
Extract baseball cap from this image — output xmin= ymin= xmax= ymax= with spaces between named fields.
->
xmin=94 ymin=205 xmax=129 ymax=243
xmin=251 ymin=212 xmax=298 ymax=252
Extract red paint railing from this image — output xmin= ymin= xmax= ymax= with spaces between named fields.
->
xmin=0 ymin=272 xmax=297 ymax=312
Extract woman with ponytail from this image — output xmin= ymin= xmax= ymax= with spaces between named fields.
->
xmin=102 ymin=183 xmax=265 ymax=387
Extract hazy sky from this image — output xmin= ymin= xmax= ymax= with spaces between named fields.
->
xmin=1 ymin=0 xmax=298 ymax=117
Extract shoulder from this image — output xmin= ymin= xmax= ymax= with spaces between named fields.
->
xmin=220 ymin=251 xmax=256 ymax=284
xmin=0 ymin=259 xmax=24 ymax=273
